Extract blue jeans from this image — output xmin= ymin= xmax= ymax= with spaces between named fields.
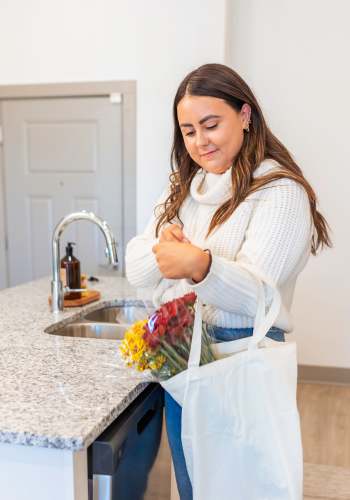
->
xmin=164 ymin=325 xmax=285 ymax=500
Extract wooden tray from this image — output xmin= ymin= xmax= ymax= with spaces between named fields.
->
xmin=48 ymin=289 xmax=101 ymax=308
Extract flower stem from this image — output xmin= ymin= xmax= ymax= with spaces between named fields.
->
xmin=161 ymin=339 xmax=188 ymax=369
xmin=159 ymin=347 xmax=183 ymax=373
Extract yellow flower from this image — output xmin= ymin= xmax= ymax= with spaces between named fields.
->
xmin=119 ymin=320 xmax=168 ymax=374
xmin=119 ymin=319 xmax=149 ymax=369
xmin=148 ymin=354 xmax=166 ymax=371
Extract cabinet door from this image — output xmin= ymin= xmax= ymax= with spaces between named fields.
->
xmin=2 ymin=96 xmax=124 ymax=286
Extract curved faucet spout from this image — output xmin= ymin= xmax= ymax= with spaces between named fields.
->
xmin=51 ymin=211 xmax=118 ymax=313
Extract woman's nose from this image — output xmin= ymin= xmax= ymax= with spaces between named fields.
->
xmin=195 ymin=130 xmax=209 ymax=147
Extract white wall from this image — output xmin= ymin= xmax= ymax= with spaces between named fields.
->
xmin=0 ymin=0 xmax=226 ymax=233
xmin=226 ymin=0 xmax=350 ymax=368
xmin=1 ymin=0 xmax=347 ymax=369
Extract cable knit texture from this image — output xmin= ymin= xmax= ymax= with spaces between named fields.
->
xmin=125 ymin=159 xmax=313 ymax=333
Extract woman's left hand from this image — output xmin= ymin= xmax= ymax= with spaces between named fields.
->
xmin=152 ymin=241 xmax=210 ymax=281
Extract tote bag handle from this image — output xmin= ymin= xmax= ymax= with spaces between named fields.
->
xmin=188 ymin=263 xmax=282 ymax=368
xmin=239 ymin=262 xmax=282 ymax=351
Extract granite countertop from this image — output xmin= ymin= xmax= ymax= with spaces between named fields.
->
xmin=0 ymin=275 xmax=156 ymax=451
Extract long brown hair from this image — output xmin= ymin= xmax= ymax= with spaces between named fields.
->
xmin=155 ymin=63 xmax=332 ymax=256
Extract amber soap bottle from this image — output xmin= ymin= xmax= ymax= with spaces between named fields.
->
xmin=60 ymin=242 xmax=81 ymax=300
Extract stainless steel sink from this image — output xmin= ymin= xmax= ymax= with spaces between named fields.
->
xmin=46 ymin=303 xmax=153 ymax=340
xmin=49 ymin=321 xmax=128 ymax=339
xmin=83 ymin=305 xmax=151 ymax=324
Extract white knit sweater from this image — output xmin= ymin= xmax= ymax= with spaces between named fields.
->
xmin=125 ymin=159 xmax=314 ymax=333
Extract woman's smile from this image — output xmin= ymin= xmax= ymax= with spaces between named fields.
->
xmin=201 ymin=149 xmax=218 ymax=158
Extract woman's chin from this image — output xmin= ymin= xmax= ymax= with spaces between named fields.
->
xmin=202 ymin=164 xmax=231 ymax=174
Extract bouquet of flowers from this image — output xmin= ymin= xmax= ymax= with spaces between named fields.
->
xmin=119 ymin=292 xmax=217 ymax=380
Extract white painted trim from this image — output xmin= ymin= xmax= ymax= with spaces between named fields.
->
xmin=0 ymin=107 xmax=8 ymax=289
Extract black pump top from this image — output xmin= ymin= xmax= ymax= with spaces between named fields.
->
xmin=66 ymin=242 xmax=76 ymax=257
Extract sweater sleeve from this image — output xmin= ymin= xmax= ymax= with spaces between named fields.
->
xmin=186 ymin=178 xmax=313 ymax=316
xmin=125 ymin=187 xmax=170 ymax=288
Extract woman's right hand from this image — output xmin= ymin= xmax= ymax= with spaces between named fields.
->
xmin=159 ymin=224 xmax=190 ymax=244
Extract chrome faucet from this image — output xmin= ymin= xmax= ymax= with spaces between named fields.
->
xmin=51 ymin=211 xmax=118 ymax=313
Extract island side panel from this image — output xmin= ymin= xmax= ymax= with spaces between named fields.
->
xmin=0 ymin=443 xmax=88 ymax=500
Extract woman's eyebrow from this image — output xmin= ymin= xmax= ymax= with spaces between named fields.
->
xmin=180 ymin=114 xmax=221 ymax=128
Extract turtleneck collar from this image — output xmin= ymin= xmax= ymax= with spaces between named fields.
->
xmin=190 ymin=166 xmax=233 ymax=205
xmin=189 ymin=159 xmax=279 ymax=206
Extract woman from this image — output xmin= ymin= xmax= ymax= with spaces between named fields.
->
xmin=125 ymin=63 xmax=332 ymax=499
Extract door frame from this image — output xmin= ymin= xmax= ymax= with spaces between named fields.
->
xmin=0 ymin=81 xmax=136 ymax=289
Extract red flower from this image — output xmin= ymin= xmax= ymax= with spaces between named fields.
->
xmin=182 ymin=292 xmax=197 ymax=305
xmin=143 ymin=293 xmax=197 ymax=349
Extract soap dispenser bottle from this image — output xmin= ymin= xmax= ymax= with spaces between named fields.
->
xmin=60 ymin=242 xmax=81 ymax=300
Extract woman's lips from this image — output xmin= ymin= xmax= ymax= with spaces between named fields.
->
xmin=201 ymin=149 xmax=218 ymax=157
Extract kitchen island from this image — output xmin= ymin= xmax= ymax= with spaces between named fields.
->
xmin=0 ymin=275 xmax=156 ymax=499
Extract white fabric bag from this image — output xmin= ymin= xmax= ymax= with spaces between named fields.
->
xmin=161 ymin=263 xmax=303 ymax=500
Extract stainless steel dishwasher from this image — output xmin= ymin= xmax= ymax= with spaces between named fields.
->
xmin=88 ymin=383 xmax=168 ymax=500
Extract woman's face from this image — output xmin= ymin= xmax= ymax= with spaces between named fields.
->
xmin=177 ymin=95 xmax=250 ymax=174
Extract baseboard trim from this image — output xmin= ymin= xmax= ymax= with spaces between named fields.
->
xmin=298 ymin=364 xmax=350 ymax=385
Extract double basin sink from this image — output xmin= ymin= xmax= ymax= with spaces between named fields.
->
xmin=46 ymin=302 xmax=154 ymax=340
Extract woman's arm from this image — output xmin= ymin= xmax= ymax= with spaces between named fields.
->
xmin=185 ymin=178 xmax=313 ymax=316
xmin=125 ymin=187 xmax=170 ymax=288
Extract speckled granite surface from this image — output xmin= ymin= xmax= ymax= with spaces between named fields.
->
xmin=0 ymin=275 xmax=156 ymax=451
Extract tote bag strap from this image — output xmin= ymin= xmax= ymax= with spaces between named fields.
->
xmin=187 ymin=263 xmax=282 ymax=367
xmin=237 ymin=262 xmax=282 ymax=352
xmin=188 ymin=297 xmax=203 ymax=368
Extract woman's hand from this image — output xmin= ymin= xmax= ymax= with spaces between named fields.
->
xmin=152 ymin=241 xmax=211 ymax=282
xmin=159 ymin=224 xmax=190 ymax=243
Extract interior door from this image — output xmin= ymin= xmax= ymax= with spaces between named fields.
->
xmin=2 ymin=96 xmax=124 ymax=286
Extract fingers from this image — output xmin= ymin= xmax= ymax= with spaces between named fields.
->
xmin=151 ymin=241 xmax=198 ymax=280
xmin=159 ymin=224 xmax=190 ymax=243
xmin=170 ymin=224 xmax=185 ymax=241
xmin=161 ymin=225 xmax=183 ymax=242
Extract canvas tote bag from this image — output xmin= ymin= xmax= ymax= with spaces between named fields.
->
xmin=161 ymin=262 xmax=303 ymax=500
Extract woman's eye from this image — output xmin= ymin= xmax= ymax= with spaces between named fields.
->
xmin=185 ymin=124 xmax=217 ymax=137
